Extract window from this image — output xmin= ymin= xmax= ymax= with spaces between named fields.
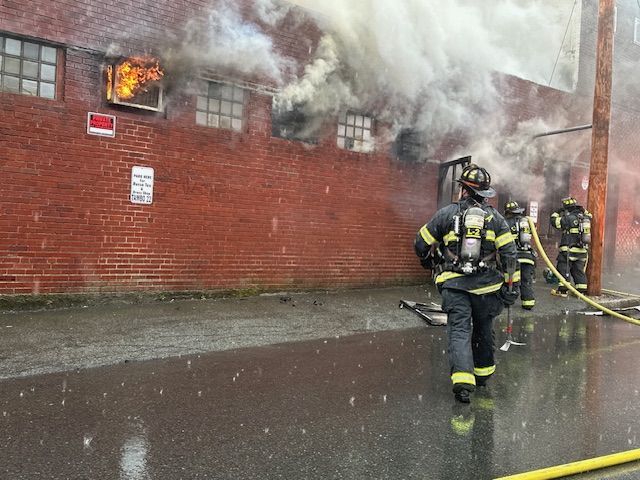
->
xmin=393 ymin=129 xmax=425 ymax=162
xmin=635 ymin=18 xmax=640 ymax=45
xmin=196 ymin=81 xmax=247 ymax=131
xmin=0 ymin=36 xmax=58 ymax=99
xmin=337 ymin=111 xmax=374 ymax=153
xmin=271 ymin=101 xmax=317 ymax=144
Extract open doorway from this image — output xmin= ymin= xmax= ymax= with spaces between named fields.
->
xmin=437 ymin=156 xmax=471 ymax=210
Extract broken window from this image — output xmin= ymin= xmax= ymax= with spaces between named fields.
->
xmin=271 ymin=101 xmax=317 ymax=143
xmin=337 ymin=111 xmax=374 ymax=153
xmin=393 ymin=129 xmax=425 ymax=162
xmin=196 ymin=81 xmax=247 ymax=132
xmin=0 ymin=35 xmax=58 ymax=99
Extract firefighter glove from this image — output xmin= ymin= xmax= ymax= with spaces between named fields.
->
xmin=499 ymin=284 xmax=519 ymax=307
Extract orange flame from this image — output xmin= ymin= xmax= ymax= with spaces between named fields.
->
xmin=116 ymin=56 xmax=164 ymax=100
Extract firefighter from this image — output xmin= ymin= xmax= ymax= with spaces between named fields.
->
xmin=550 ymin=197 xmax=592 ymax=297
xmin=414 ymin=164 xmax=520 ymax=404
xmin=503 ymin=201 xmax=536 ymax=310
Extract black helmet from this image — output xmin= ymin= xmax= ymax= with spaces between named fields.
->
xmin=504 ymin=201 xmax=525 ymax=214
xmin=458 ymin=164 xmax=496 ymax=198
xmin=562 ymin=197 xmax=577 ymax=207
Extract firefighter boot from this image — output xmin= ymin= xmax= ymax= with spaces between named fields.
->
xmin=453 ymin=384 xmax=474 ymax=404
xmin=551 ymin=288 xmax=568 ymax=298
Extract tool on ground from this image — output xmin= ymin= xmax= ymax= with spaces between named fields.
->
xmin=399 ymin=300 xmax=447 ymax=326
xmin=500 ymin=256 xmax=526 ymax=351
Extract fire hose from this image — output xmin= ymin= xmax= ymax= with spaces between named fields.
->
xmin=493 ymin=220 xmax=640 ymax=478
xmin=527 ymin=216 xmax=640 ymax=326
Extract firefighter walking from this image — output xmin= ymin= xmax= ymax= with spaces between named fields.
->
xmin=414 ymin=164 xmax=520 ymax=404
xmin=550 ymin=197 xmax=592 ymax=297
xmin=504 ymin=201 xmax=536 ymax=310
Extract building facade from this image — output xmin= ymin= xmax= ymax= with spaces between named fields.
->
xmin=0 ymin=0 xmax=637 ymax=296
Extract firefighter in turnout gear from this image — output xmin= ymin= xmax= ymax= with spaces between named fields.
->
xmin=503 ymin=201 xmax=536 ymax=310
xmin=550 ymin=197 xmax=592 ymax=297
xmin=414 ymin=164 xmax=520 ymax=404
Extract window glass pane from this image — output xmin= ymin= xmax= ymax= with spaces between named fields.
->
xmin=0 ymin=55 xmax=3 ymax=70
xmin=208 ymin=114 xmax=219 ymax=128
xmin=40 ymin=82 xmax=55 ymax=99
xmin=232 ymin=87 xmax=244 ymax=102
xmin=363 ymin=117 xmax=372 ymax=129
xmin=231 ymin=118 xmax=242 ymax=131
xmin=208 ymin=98 xmax=220 ymax=112
xmin=208 ymin=83 xmax=222 ymax=98
xmin=4 ymin=75 xmax=19 ymax=92
xmin=195 ymin=111 xmax=207 ymax=125
xmin=347 ymin=114 xmax=355 ymax=125
xmin=5 ymin=57 xmax=20 ymax=74
xmin=21 ymin=78 xmax=38 ymax=95
xmin=232 ymin=103 xmax=243 ymax=117
xmin=5 ymin=38 xmax=21 ymax=56
xmin=337 ymin=137 xmax=344 ymax=149
xmin=220 ymin=101 xmax=232 ymax=115
xmin=41 ymin=46 xmax=57 ymax=63
xmin=221 ymin=85 xmax=233 ymax=100
xmin=338 ymin=125 xmax=345 ymax=136
xmin=354 ymin=127 xmax=363 ymax=139
xmin=346 ymin=126 xmax=354 ymax=137
xmin=40 ymin=63 xmax=56 ymax=81
xmin=196 ymin=95 xmax=208 ymax=110
xmin=23 ymin=42 xmax=39 ymax=60
xmin=23 ymin=60 xmax=38 ymax=78
xmin=220 ymin=116 xmax=231 ymax=129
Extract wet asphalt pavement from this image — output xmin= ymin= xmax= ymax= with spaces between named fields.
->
xmin=2 ymin=275 xmax=640 ymax=479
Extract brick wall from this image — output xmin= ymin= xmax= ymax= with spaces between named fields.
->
xmin=2 ymin=0 xmax=625 ymax=295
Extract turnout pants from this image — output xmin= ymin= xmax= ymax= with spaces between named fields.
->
xmin=520 ymin=262 xmax=535 ymax=308
xmin=441 ymin=288 xmax=504 ymax=391
xmin=555 ymin=249 xmax=588 ymax=293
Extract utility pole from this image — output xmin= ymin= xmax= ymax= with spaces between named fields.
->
xmin=587 ymin=0 xmax=615 ymax=296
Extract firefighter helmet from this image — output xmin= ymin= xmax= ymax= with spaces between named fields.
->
xmin=458 ymin=164 xmax=496 ymax=198
xmin=504 ymin=201 xmax=525 ymax=214
xmin=562 ymin=197 xmax=577 ymax=207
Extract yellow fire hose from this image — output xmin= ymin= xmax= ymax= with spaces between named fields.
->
xmin=493 ymin=448 xmax=640 ymax=480
xmin=494 ymin=219 xmax=640 ymax=480
xmin=527 ymin=217 xmax=640 ymax=326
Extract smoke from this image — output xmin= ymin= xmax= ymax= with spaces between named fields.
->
xmin=271 ymin=0 xmax=574 ymax=156
xmin=160 ymin=0 xmax=296 ymax=88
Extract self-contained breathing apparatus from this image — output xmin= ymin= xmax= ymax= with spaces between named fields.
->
xmin=514 ymin=216 xmax=532 ymax=250
xmin=577 ymin=213 xmax=591 ymax=246
xmin=448 ymin=205 xmax=493 ymax=275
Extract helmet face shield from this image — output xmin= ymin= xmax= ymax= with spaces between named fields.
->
xmin=458 ymin=165 xmax=496 ymax=198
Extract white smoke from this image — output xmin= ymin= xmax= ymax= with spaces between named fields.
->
xmin=272 ymin=0 xmax=574 ymax=155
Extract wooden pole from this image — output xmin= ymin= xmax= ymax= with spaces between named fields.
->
xmin=586 ymin=0 xmax=615 ymax=296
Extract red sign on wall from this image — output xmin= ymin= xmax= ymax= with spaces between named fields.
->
xmin=87 ymin=112 xmax=116 ymax=137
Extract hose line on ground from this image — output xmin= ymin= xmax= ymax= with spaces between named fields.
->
xmin=493 ymin=447 xmax=640 ymax=480
xmin=527 ymin=217 xmax=640 ymax=326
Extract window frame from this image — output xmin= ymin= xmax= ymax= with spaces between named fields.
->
xmin=195 ymin=80 xmax=248 ymax=132
xmin=0 ymin=34 xmax=60 ymax=100
xmin=337 ymin=111 xmax=374 ymax=153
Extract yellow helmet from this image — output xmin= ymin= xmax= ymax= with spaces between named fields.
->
xmin=504 ymin=201 xmax=525 ymax=214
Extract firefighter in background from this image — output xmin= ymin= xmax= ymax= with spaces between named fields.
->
xmin=550 ymin=197 xmax=592 ymax=297
xmin=504 ymin=201 xmax=536 ymax=310
xmin=414 ymin=164 xmax=520 ymax=404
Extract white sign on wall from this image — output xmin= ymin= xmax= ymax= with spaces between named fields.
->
xmin=529 ymin=201 xmax=539 ymax=224
xmin=130 ymin=166 xmax=154 ymax=204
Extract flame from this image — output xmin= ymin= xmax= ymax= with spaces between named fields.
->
xmin=106 ymin=65 xmax=113 ymax=101
xmin=116 ymin=56 xmax=164 ymax=100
